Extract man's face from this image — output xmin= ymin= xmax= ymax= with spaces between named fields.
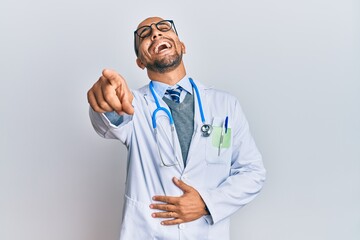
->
xmin=135 ymin=17 xmax=185 ymax=73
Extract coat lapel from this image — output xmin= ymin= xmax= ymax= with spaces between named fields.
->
xmin=185 ymin=80 xmax=211 ymax=169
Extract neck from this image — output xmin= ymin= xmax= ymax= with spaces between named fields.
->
xmin=147 ymin=62 xmax=186 ymax=85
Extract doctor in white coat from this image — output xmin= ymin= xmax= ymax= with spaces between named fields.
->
xmin=87 ymin=16 xmax=266 ymax=240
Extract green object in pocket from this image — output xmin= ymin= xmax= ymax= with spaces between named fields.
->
xmin=211 ymin=126 xmax=231 ymax=148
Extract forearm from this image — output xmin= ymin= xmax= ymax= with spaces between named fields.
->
xmin=89 ymin=107 xmax=133 ymax=143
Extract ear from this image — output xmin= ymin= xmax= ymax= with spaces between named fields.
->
xmin=136 ymin=58 xmax=146 ymax=69
xmin=181 ymin=42 xmax=186 ymax=54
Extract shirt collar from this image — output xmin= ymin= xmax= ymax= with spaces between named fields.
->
xmin=150 ymin=75 xmax=193 ymax=98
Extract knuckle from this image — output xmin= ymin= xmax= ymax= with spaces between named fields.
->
xmin=99 ymin=102 xmax=111 ymax=110
xmin=178 ymin=206 xmax=186 ymax=214
xmin=102 ymin=92 xmax=112 ymax=101
xmin=87 ymin=90 xmax=92 ymax=102
xmin=92 ymin=83 xmax=101 ymax=93
xmin=99 ymin=75 xmax=107 ymax=83
xmin=103 ymin=91 xmax=116 ymax=103
xmin=92 ymin=105 xmax=104 ymax=113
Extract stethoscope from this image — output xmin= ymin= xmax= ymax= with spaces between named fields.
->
xmin=149 ymin=78 xmax=213 ymax=166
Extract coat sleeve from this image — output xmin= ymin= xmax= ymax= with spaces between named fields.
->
xmin=88 ymin=97 xmax=136 ymax=146
xmin=198 ymin=99 xmax=266 ymax=225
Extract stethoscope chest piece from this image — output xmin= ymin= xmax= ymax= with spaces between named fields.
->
xmin=201 ymin=124 xmax=213 ymax=137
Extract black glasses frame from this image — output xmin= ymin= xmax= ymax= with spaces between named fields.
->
xmin=133 ymin=20 xmax=178 ymax=56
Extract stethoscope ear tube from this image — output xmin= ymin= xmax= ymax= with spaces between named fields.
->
xmin=189 ymin=78 xmax=206 ymax=124
xmin=189 ymin=78 xmax=212 ymax=138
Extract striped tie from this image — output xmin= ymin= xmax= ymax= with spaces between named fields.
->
xmin=165 ymin=86 xmax=182 ymax=103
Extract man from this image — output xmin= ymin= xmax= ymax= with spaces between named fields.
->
xmin=87 ymin=16 xmax=266 ymax=240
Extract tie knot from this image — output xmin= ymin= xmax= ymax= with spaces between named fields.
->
xmin=165 ymin=86 xmax=182 ymax=103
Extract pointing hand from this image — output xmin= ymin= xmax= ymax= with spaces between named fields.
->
xmin=87 ymin=69 xmax=134 ymax=115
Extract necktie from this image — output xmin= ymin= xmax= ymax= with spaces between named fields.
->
xmin=165 ymin=86 xmax=182 ymax=103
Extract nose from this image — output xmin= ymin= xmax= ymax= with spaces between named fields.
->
xmin=150 ymin=24 xmax=163 ymax=40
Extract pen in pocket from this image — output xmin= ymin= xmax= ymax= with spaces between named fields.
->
xmin=224 ymin=116 xmax=228 ymax=134
xmin=218 ymin=116 xmax=228 ymax=156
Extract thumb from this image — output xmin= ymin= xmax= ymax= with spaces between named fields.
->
xmin=121 ymin=98 xmax=135 ymax=115
xmin=115 ymin=79 xmax=134 ymax=115
xmin=173 ymin=177 xmax=192 ymax=193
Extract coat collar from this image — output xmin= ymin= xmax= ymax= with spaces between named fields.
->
xmin=139 ymin=77 xmax=211 ymax=102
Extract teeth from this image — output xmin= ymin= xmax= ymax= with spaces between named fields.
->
xmin=154 ymin=41 xmax=171 ymax=53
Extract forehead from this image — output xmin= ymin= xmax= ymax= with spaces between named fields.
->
xmin=137 ymin=17 xmax=164 ymax=29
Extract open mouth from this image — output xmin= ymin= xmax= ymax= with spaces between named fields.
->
xmin=154 ymin=41 xmax=172 ymax=54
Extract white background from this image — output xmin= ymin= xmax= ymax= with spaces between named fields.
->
xmin=1 ymin=0 xmax=359 ymax=239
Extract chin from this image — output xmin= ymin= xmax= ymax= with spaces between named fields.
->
xmin=147 ymin=53 xmax=183 ymax=73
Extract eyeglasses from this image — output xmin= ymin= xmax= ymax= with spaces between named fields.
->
xmin=133 ymin=20 xmax=178 ymax=55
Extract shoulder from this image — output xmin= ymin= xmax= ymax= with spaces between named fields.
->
xmin=195 ymin=80 xmax=239 ymax=103
xmin=131 ymin=84 xmax=150 ymax=97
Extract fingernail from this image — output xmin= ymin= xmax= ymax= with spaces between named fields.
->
xmin=149 ymin=204 xmax=153 ymax=209
xmin=152 ymin=213 xmax=156 ymax=218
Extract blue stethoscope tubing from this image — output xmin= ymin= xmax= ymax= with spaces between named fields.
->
xmin=149 ymin=78 xmax=211 ymax=136
xmin=149 ymin=78 xmax=212 ymax=167
xmin=149 ymin=82 xmax=174 ymax=128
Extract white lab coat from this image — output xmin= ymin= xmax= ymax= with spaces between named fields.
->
xmin=89 ymin=79 xmax=266 ymax=240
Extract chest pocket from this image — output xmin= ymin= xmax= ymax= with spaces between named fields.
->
xmin=205 ymin=117 xmax=232 ymax=165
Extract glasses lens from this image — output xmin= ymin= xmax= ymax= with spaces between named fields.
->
xmin=136 ymin=20 xmax=173 ymax=38
xmin=137 ymin=26 xmax=151 ymax=38
xmin=156 ymin=20 xmax=172 ymax=32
